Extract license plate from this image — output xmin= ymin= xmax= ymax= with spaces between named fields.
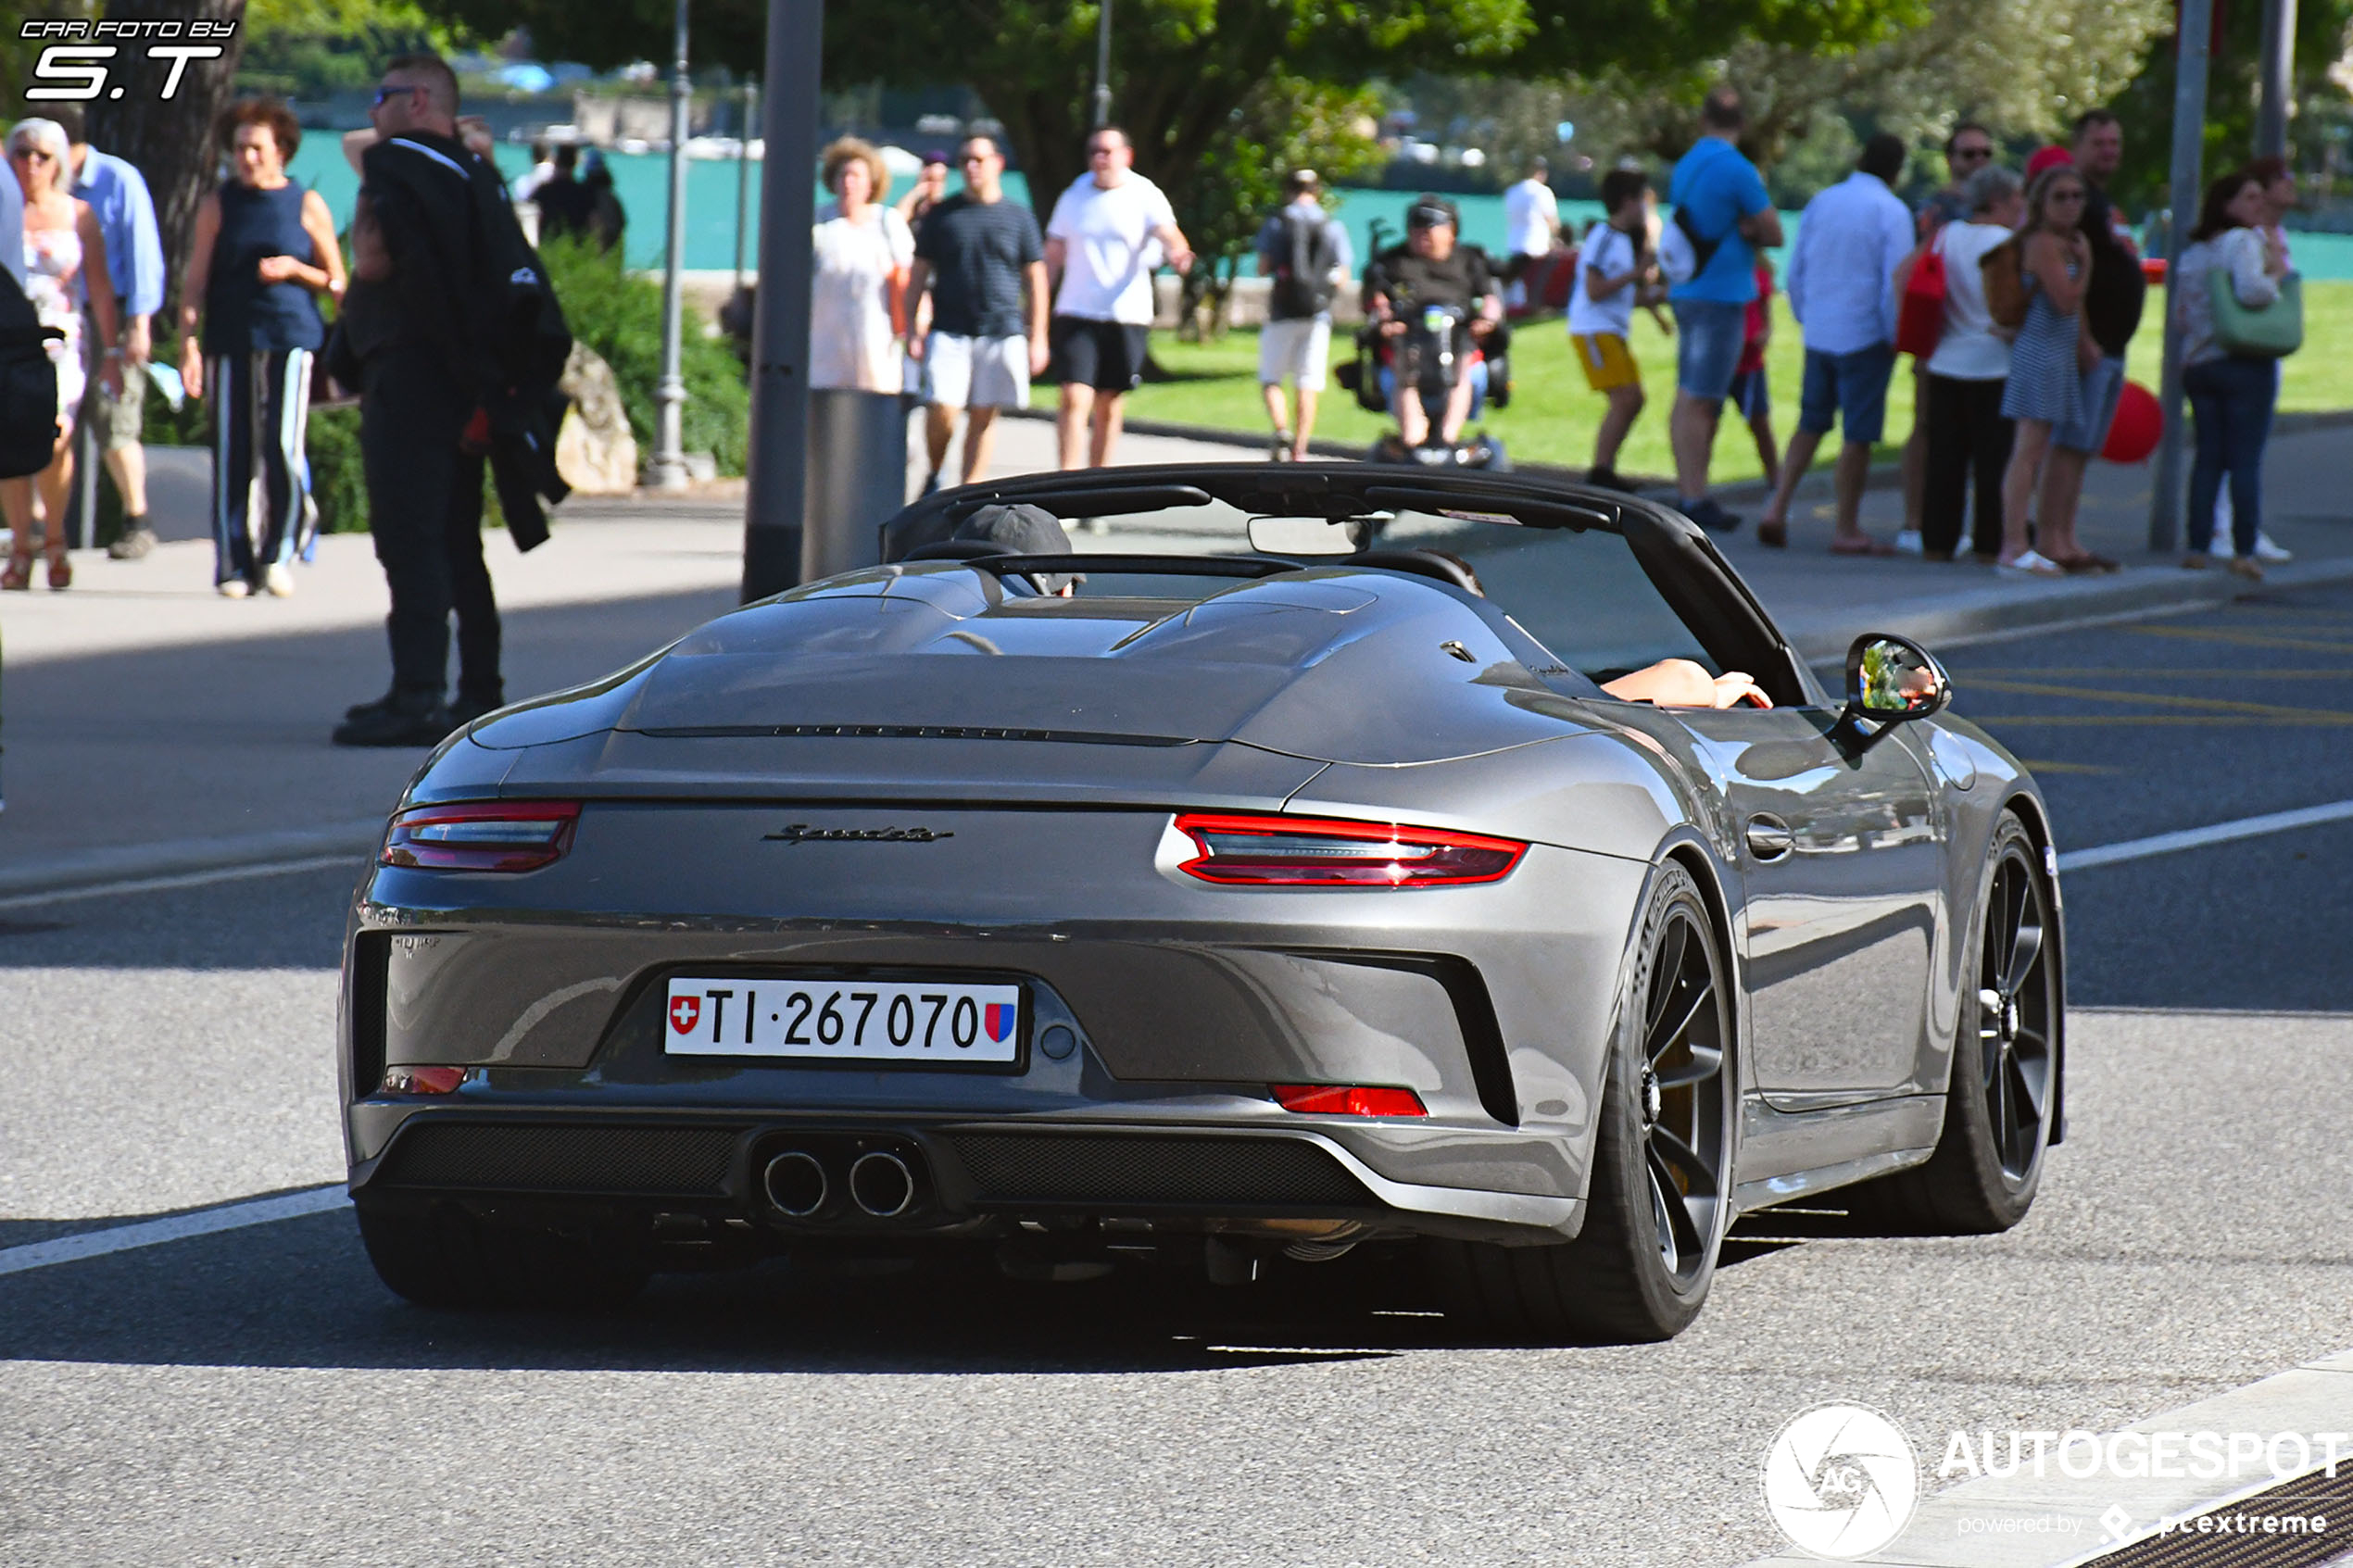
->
xmin=662 ymin=976 xmax=1024 ymax=1064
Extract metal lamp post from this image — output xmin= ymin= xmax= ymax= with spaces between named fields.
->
xmin=741 ymin=0 xmax=821 ymax=599
xmin=1091 ymin=0 xmax=1113 ymax=129
xmin=735 ymin=77 xmax=758 ymax=294
xmin=2147 ymin=0 xmax=2217 ymax=553
xmin=2256 ymin=0 xmax=2299 ymax=158
xmin=648 ymin=0 xmax=694 ymax=490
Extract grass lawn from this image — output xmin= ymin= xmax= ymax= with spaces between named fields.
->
xmin=1123 ymin=281 xmax=2353 ymax=483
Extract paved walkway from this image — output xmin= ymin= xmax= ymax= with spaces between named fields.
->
xmin=6 ymin=416 xmax=2351 ymax=891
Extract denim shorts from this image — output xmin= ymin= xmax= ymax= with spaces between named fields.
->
xmin=1674 ymin=300 xmax=1747 ymax=401
xmin=1797 ymin=343 xmax=1899 ymax=445
xmin=2052 ymin=353 xmax=2127 ymax=454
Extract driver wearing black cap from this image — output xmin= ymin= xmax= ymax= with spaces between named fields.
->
xmin=1361 ymin=195 xmax=1503 ymax=450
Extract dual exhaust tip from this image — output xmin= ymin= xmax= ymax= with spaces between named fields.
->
xmin=762 ymin=1148 xmax=916 ymax=1220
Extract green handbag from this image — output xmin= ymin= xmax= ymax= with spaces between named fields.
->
xmin=2208 ymin=266 xmax=2302 ymax=358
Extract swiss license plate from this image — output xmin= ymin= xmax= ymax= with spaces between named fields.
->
xmin=662 ymin=976 xmax=1023 ymax=1064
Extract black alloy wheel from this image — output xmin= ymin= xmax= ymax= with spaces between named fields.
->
xmin=1426 ymin=860 xmax=1733 ymax=1342
xmin=1847 ymin=811 xmax=2060 ymax=1235
xmin=1976 ymin=838 xmax=2056 ymax=1185
xmin=1638 ymin=897 xmax=1732 ymax=1289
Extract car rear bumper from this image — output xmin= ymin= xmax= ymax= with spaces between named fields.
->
xmin=346 ymin=1105 xmax=1585 ymax=1245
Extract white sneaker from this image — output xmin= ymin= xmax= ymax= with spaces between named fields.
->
xmin=217 ymin=578 xmax=250 ymax=598
xmin=263 ymin=563 xmax=296 ymax=597
xmin=2208 ymin=528 xmax=2233 ymax=558
xmin=1894 ymin=530 xmax=1924 ymax=556
xmin=2253 ymin=532 xmax=2294 ymax=562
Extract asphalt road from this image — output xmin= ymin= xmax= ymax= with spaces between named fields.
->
xmin=4 ymin=584 xmax=2351 ymax=1567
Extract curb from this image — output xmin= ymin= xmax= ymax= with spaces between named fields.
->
xmin=1738 ymin=1346 xmax=2353 ymax=1567
xmin=0 ymin=818 xmax=384 ymax=901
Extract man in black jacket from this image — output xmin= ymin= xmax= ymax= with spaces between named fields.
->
xmin=334 ymin=53 xmax=565 ymax=746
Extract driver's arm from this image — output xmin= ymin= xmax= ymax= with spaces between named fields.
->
xmin=1601 ymin=659 xmax=1771 ymax=709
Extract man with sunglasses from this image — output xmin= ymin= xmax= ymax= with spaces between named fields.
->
xmin=1900 ymin=122 xmax=1998 ymax=549
xmin=905 ymin=136 xmax=1048 ymax=492
xmin=332 ymin=54 xmax=522 ymax=746
xmin=1044 ymin=126 xmax=1192 ymax=470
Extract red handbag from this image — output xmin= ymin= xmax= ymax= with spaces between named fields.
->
xmin=1894 ymin=236 xmax=1947 ymax=358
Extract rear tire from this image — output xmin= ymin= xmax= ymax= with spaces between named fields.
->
xmin=1847 ymin=810 xmax=2059 ymax=1234
xmin=1427 ymin=861 xmax=1733 ymax=1343
xmin=357 ymin=1204 xmax=650 ymax=1311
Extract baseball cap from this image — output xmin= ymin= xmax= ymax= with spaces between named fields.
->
xmin=955 ymin=504 xmax=1078 ymax=594
xmin=921 ymin=148 xmax=950 ymax=167
xmin=1406 ymin=195 xmax=1459 ymax=230
xmin=2024 ymin=144 xmax=2075 ymax=179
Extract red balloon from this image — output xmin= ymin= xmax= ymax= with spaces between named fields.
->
xmin=2103 ymin=379 xmax=2162 ymax=463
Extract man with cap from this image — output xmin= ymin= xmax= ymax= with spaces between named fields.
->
xmin=1254 ymin=168 xmax=1351 ymax=461
xmin=954 ymin=502 xmax=1078 ymax=596
xmin=1360 ymin=195 xmax=1502 ymax=452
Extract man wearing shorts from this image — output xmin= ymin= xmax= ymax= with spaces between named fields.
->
xmin=59 ymin=107 xmax=165 ymax=559
xmin=1045 ymin=126 xmax=1192 ymax=470
xmin=1253 ymin=169 xmax=1351 ymax=461
xmin=905 ymin=135 xmax=1048 ymax=493
xmin=1666 ymin=85 xmax=1781 ymax=533
xmin=1567 ymin=169 xmax=1655 ymax=492
xmin=1757 ymin=133 xmax=1913 ymax=552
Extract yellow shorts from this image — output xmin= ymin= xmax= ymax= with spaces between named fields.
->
xmin=1572 ymin=332 xmax=1640 ymax=394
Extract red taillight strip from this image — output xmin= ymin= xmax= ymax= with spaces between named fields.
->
xmin=381 ymin=800 xmax=581 ymax=872
xmin=1172 ymin=811 xmax=1526 ymax=887
xmin=1272 ymin=1084 xmax=1428 ymax=1117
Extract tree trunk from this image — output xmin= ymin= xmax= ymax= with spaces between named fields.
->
xmin=84 ymin=0 xmax=248 ymax=332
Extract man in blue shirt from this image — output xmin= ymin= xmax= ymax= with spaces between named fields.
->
xmin=57 ymin=107 xmax=166 ymax=558
xmin=1667 ymin=86 xmax=1782 ymax=533
xmin=1757 ymin=132 xmax=1914 ymax=553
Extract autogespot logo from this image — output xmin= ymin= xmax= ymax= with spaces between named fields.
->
xmin=1762 ymin=1403 xmax=1921 ymax=1559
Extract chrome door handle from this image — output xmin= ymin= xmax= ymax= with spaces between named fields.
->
xmin=1745 ymin=815 xmax=1795 ymax=861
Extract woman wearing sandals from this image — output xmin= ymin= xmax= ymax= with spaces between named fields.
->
xmin=4 ymin=118 xmax=121 ymax=592
xmin=1995 ymin=165 xmax=2101 ymax=578
xmin=2174 ymin=169 xmax=2289 ymax=581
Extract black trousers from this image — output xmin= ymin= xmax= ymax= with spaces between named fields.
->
xmin=1920 ymin=373 xmax=2014 ymax=558
xmin=359 ymin=346 xmax=500 ymax=706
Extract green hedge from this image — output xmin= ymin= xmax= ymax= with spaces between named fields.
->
xmin=302 ymin=235 xmax=749 ymax=534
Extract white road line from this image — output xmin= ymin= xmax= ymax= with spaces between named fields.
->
xmin=2061 ymin=797 xmax=2353 ymax=872
xmin=0 ymin=1185 xmax=350 ymax=1278
xmin=0 ymin=854 xmax=365 ymax=913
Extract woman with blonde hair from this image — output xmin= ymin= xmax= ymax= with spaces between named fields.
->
xmin=811 ymin=136 xmax=914 ymax=391
xmin=4 ymin=117 xmax=120 ymax=591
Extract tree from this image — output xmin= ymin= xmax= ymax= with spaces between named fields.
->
xmin=406 ymin=0 xmax=1920 ymax=245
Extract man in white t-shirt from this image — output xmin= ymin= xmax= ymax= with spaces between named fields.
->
xmin=1044 ymin=125 xmax=1193 ymax=470
xmin=1501 ymin=157 xmax=1560 ymax=305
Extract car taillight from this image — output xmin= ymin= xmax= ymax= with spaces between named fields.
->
xmin=1172 ymin=812 xmax=1525 ymax=887
xmin=381 ymin=1066 xmax=466 ymax=1095
xmin=381 ymin=801 xmax=580 ymax=872
xmin=1272 ymin=1084 xmax=1428 ymax=1117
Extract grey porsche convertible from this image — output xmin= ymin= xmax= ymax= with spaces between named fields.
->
xmin=340 ymin=464 xmax=2064 ymax=1341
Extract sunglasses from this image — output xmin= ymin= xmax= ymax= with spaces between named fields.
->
xmin=372 ymin=84 xmax=423 ymax=107
xmin=1953 ymin=145 xmax=1994 ymax=161
xmin=16 ymin=148 xmax=56 ymax=162
xmin=1087 ymin=144 xmax=1119 ymax=157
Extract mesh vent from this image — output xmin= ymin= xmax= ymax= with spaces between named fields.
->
xmin=380 ymin=1123 xmax=739 ymax=1195
xmin=944 ymin=1134 xmax=1369 ymax=1206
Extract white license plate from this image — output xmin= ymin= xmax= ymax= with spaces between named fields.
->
xmin=662 ymin=977 xmax=1024 ymax=1064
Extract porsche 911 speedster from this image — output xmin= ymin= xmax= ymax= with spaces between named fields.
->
xmin=340 ymin=464 xmax=2064 ymax=1340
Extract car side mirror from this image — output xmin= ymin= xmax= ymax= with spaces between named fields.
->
xmin=1842 ymin=633 xmax=1950 ymax=726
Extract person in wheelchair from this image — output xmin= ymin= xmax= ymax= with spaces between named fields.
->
xmin=1362 ymin=196 xmax=1504 ymax=454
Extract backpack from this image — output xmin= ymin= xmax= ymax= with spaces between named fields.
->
xmin=1268 ymin=208 xmax=1339 ymax=320
xmin=1658 ymin=204 xmax=1722 ymax=286
xmin=1981 ymin=237 xmax=2029 ymax=330
xmin=0 ymin=269 xmax=61 ymax=482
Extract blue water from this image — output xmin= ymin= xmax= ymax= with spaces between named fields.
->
xmin=284 ymin=140 xmax=2353 ymax=282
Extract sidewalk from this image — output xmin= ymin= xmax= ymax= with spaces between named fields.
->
xmin=6 ymin=416 xmax=2350 ymax=895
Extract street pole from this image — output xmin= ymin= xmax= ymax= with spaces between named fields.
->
xmin=734 ymin=77 xmax=757 ymax=294
xmin=2256 ymin=0 xmax=2297 ymax=157
xmin=648 ymin=0 xmax=693 ymax=490
xmin=2149 ymin=0 xmax=2216 ymax=554
xmin=1091 ymin=0 xmax=1113 ymax=129
xmin=742 ymin=0 xmax=821 ymax=600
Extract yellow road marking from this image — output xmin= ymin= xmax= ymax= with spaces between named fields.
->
xmin=2131 ymin=625 xmax=2353 ymax=655
xmin=1961 ymin=676 xmax=2353 ymax=721
xmin=1969 ymin=714 xmax=2353 ymax=725
xmin=1965 ymin=668 xmax=2353 ymax=681
xmin=2011 ymin=759 xmax=2118 ymax=774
